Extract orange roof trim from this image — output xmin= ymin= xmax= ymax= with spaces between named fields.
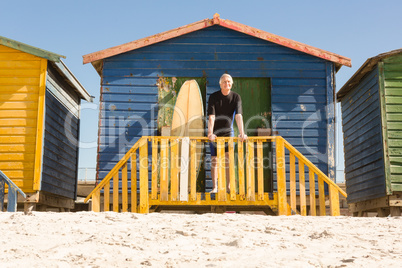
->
xmin=83 ymin=14 xmax=351 ymax=69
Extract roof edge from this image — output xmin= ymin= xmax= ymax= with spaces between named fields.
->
xmin=336 ymin=48 xmax=402 ymax=102
xmin=0 ymin=35 xmax=66 ymax=62
xmin=82 ymin=14 xmax=351 ymax=69
xmin=54 ymin=60 xmax=93 ymax=102
xmin=83 ymin=16 xmax=217 ymax=64
xmin=218 ymin=18 xmax=351 ymax=68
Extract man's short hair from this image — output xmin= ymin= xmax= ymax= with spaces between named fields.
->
xmin=219 ymin=73 xmax=233 ymax=84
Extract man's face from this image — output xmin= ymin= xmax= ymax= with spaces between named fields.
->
xmin=220 ymin=77 xmax=232 ymax=91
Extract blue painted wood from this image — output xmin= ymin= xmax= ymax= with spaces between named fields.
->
xmin=41 ymin=82 xmax=80 ymax=199
xmin=97 ymin=25 xmax=336 ymax=192
xmin=340 ymin=66 xmax=386 ymax=203
xmin=0 ymin=180 xmax=4 ymax=211
xmin=325 ymin=62 xmax=336 ymax=181
xmin=0 ymin=170 xmax=26 ymax=212
xmin=7 ymin=188 xmax=17 ymax=212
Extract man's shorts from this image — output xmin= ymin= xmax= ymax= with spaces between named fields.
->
xmin=209 ymin=133 xmax=234 ymax=157
xmin=209 ymin=141 xmax=229 ymax=157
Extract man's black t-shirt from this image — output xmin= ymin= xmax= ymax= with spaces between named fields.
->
xmin=207 ymin=90 xmax=243 ymax=137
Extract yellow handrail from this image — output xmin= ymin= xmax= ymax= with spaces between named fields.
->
xmin=85 ymin=136 xmax=346 ymax=216
xmin=283 ymin=138 xmax=347 ymax=197
xmin=84 ymin=137 xmax=143 ymax=204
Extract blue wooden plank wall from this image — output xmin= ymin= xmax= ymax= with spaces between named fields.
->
xmin=98 ymin=25 xmax=334 ymax=191
xmin=341 ymin=66 xmax=386 ymax=203
xmin=41 ymin=67 xmax=80 ymax=199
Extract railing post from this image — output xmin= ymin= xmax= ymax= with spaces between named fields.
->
xmin=190 ymin=139 xmax=197 ymax=201
xmin=318 ymin=176 xmax=326 ymax=216
xmin=170 ymin=139 xmax=179 ymax=201
xmin=237 ymin=141 xmax=245 ymax=200
xmin=329 ymin=184 xmax=340 ymax=216
xmin=289 ymin=153 xmax=297 ymax=214
xmin=256 ymin=140 xmax=264 ymax=201
xmin=113 ymin=173 xmax=119 ymax=212
xmin=160 ymin=138 xmax=169 ymax=201
xmin=299 ymin=161 xmax=307 ymax=216
xmin=122 ymin=163 xmax=128 ymax=212
xmin=131 ymin=153 xmax=137 ymax=213
xmin=151 ymin=139 xmax=158 ymax=200
xmin=179 ymin=137 xmax=190 ymax=201
xmin=246 ymin=140 xmax=255 ymax=201
xmin=92 ymin=189 xmax=101 ymax=212
xmin=276 ymin=137 xmax=287 ymax=215
xmin=7 ymin=188 xmax=17 ymax=212
xmin=309 ymin=170 xmax=316 ymax=216
xmin=104 ymin=180 xmax=110 ymax=212
xmin=139 ymin=138 xmax=149 ymax=213
xmin=228 ymin=138 xmax=236 ymax=201
xmin=217 ymin=139 xmax=226 ymax=201
xmin=0 ymin=180 xmax=4 ymax=211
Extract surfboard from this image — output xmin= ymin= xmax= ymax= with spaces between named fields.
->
xmin=171 ymin=80 xmax=204 ymax=201
xmin=171 ymin=80 xmax=204 ymax=137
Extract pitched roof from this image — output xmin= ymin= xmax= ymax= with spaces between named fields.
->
xmin=0 ymin=36 xmax=92 ymax=102
xmin=336 ymin=48 xmax=402 ymax=102
xmin=0 ymin=35 xmax=66 ymax=62
xmin=52 ymin=60 xmax=93 ymax=102
xmin=83 ymin=14 xmax=351 ymax=72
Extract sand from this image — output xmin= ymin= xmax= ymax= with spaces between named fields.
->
xmin=0 ymin=212 xmax=401 ymax=267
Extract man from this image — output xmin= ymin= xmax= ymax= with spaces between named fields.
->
xmin=207 ymin=74 xmax=247 ymax=193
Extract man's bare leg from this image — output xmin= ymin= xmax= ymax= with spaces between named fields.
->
xmin=211 ymin=153 xmax=230 ymax=193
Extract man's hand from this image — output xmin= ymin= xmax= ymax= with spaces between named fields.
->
xmin=208 ymin=133 xmax=217 ymax=141
xmin=238 ymin=133 xmax=248 ymax=142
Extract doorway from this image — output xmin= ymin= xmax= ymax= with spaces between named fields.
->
xmin=232 ymin=77 xmax=273 ymax=192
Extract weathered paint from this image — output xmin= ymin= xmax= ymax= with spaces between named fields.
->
xmin=341 ymin=66 xmax=385 ymax=203
xmin=40 ymin=63 xmax=81 ymax=198
xmin=94 ymin=25 xmax=340 ymax=195
xmin=86 ymin=136 xmax=346 ymax=215
xmin=83 ymin=14 xmax=351 ymax=70
xmin=0 ymin=170 xmax=26 ymax=212
xmin=0 ymin=35 xmax=65 ymax=62
xmin=33 ymin=58 xmax=47 ymax=190
xmin=0 ymin=45 xmax=42 ymax=192
xmin=338 ymin=49 xmax=402 ymax=203
xmin=0 ymin=37 xmax=91 ymax=203
xmin=381 ymin=53 xmax=402 ymax=193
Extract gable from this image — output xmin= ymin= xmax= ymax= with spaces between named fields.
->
xmin=83 ymin=14 xmax=351 ymax=74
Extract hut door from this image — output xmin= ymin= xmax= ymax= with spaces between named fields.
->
xmin=231 ymin=78 xmax=271 ymax=135
xmin=232 ymin=78 xmax=272 ymax=192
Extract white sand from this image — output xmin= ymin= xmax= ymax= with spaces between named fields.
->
xmin=0 ymin=212 xmax=401 ymax=267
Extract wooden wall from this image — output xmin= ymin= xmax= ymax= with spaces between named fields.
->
xmin=97 ymin=25 xmax=336 ymax=191
xmin=0 ymin=45 xmax=46 ymax=193
xmin=380 ymin=54 xmax=402 ymax=194
xmin=341 ymin=66 xmax=386 ymax=203
xmin=41 ymin=64 xmax=81 ymax=199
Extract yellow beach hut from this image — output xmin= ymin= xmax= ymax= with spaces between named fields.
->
xmin=0 ymin=36 xmax=92 ymax=211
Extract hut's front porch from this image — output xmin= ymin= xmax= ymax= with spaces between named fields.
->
xmin=85 ymin=136 xmax=346 ymax=216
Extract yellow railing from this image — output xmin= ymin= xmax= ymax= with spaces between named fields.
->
xmin=85 ymin=136 xmax=347 ymax=216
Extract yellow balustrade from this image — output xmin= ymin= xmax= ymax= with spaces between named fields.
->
xmin=84 ymin=136 xmax=347 ymax=216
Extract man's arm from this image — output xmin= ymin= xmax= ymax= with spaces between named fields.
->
xmin=208 ymin=115 xmax=216 ymax=141
xmin=235 ymin=114 xmax=247 ymax=141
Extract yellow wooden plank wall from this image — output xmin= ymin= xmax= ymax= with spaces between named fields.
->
xmin=0 ymin=45 xmax=44 ymax=193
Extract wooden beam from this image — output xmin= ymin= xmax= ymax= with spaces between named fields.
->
xmin=139 ymin=138 xmax=149 ymax=213
xmin=276 ymin=137 xmax=287 ymax=215
xmin=33 ymin=59 xmax=47 ymax=191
